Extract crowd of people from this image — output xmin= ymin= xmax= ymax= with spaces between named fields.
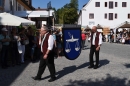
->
xmin=0 ymin=26 xmax=63 ymax=69
xmin=83 ymin=28 xmax=130 ymax=45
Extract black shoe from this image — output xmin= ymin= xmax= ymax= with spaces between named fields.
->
xmin=48 ymin=77 xmax=56 ymax=82
xmin=32 ymin=77 xmax=41 ymax=81
xmin=88 ymin=65 xmax=94 ymax=68
xmin=94 ymin=65 xmax=98 ymax=69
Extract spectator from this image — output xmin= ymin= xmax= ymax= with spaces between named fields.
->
xmin=0 ymin=28 xmax=11 ymax=69
xmin=19 ymin=28 xmax=28 ymax=64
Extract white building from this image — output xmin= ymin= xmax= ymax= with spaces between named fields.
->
xmin=78 ymin=0 xmax=130 ymax=29
xmin=0 ymin=0 xmax=34 ymax=13
xmin=0 ymin=0 xmax=55 ymax=28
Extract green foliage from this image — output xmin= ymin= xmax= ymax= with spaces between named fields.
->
xmin=29 ymin=25 xmax=37 ymax=31
xmin=63 ymin=8 xmax=78 ymax=24
xmin=55 ymin=0 xmax=79 ymax=24
xmin=70 ymin=0 xmax=78 ymax=10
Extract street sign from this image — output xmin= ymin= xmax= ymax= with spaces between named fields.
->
xmin=47 ymin=1 xmax=52 ymax=9
xmin=62 ymin=25 xmax=81 ymax=60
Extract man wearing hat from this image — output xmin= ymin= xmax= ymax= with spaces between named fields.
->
xmin=0 ymin=28 xmax=11 ymax=69
xmin=33 ymin=26 xmax=56 ymax=82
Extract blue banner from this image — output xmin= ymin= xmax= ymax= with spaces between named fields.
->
xmin=62 ymin=25 xmax=81 ymax=60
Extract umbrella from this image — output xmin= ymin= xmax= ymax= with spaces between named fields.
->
xmin=84 ymin=25 xmax=91 ymax=31
xmin=97 ymin=24 xmax=103 ymax=29
xmin=0 ymin=12 xmax=35 ymax=26
xmin=118 ymin=21 xmax=130 ymax=28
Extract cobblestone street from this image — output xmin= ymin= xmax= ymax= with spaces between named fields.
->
xmin=0 ymin=42 xmax=130 ymax=86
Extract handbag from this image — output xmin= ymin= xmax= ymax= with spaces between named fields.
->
xmin=21 ymin=40 xmax=29 ymax=45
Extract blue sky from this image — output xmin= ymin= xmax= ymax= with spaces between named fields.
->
xmin=32 ymin=0 xmax=89 ymax=10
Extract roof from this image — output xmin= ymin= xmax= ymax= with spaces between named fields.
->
xmin=82 ymin=0 xmax=91 ymax=9
xmin=78 ymin=0 xmax=91 ymax=18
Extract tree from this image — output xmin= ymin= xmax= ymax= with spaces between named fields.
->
xmin=63 ymin=8 xmax=78 ymax=24
xmin=54 ymin=0 xmax=79 ymax=24
xmin=70 ymin=0 xmax=78 ymax=10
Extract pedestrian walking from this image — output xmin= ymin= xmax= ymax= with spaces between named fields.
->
xmin=32 ymin=26 xmax=56 ymax=82
xmin=88 ymin=26 xmax=102 ymax=69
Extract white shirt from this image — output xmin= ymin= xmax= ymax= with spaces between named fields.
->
xmin=41 ymin=33 xmax=54 ymax=52
xmin=92 ymin=32 xmax=102 ymax=45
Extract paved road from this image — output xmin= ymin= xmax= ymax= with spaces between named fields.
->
xmin=0 ymin=42 xmax=130 ymax=86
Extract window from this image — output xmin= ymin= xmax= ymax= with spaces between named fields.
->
xmin=105 ymin=2 xmax=107 ymax=7
xmin=18 ymin=4 xmax=21 ymax=11
xmin=115 ymin=2 xmax=117 ymax=7
xmin=95 ymin=2 xmax=100 ymax=7
xmin=24 ymin=8 xmax=26 ymax=11
xmin=10 ymin=0 xmax=12 ymax=11
xmin=109 ymin=13 xmax=113 ymax=20
xmin=128 ymin=14 xmax=130 ymax=19
xmin=89 ymin=13 xmax=94 ymax=19
xmin=115 ymin=13 xmax=117 ymax=19
xmin=105 ymin=13 xmax=107 ymax=19
xmin=0 ymin=0 xmax=3 ymax=6
xmin=122 ymin=2 xmax=127 ymax=7
xmin=109 ymin=1 xmax=113 ymax=9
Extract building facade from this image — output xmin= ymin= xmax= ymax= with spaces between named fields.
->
xmin=78 ymin=0 xmax=130 ymax=29
xmin=0 ymin=0 xmax=4 ymax=12
xmin=0 ymin=0 xmax=34 ymax=13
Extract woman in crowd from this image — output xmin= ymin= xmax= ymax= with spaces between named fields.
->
xmin=10 ymin=28 xmax=21 ymax=66
xmin=19 ymin=28 xmax=28 ymax=63
xmin=56 ymin=29 xmax=62 ymax=58
xmin=81 ymin=31 xmax=86 ymax=50
xmin=28 ymin=27 xmax=37 ymax=62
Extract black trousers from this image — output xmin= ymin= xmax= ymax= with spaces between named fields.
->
xmin=89 ymin=45 xmax=100 ymax=66
xmin=36 ymin=52 xmax=56 ymax=78
xmin=81 ymin=40 xmax=85 ymax=49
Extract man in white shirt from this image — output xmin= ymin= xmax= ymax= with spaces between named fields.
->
xmin=32 ymin=26 xmax=56 ymax=82
xmin=88 ymin=26 xmax=102 ymax=69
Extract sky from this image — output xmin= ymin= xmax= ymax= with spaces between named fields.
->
xmin=32 ymin=0 xmax=89 ymax=10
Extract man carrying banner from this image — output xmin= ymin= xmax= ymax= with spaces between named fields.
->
xmin=32 ymin=26 xmax=56 ymax=82
xmin=88 ymin=26 xmax=102 ymax=69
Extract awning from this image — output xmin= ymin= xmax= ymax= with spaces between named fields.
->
xmin=13 ymin=10 xmax=55 ymax=18
xmin=0 ymin=12 xmax=35 ymax=26
xmin=28 ymin=11 xmax=49 ymax=17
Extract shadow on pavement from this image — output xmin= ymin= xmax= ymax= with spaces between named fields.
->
xmin=124 ymin=64 xmax=130 ymax=68
xmin=56 ymin=62 xmax=89 ymax=80
xmin=65 ymin=74 xmax=130 ymax=86
xmin=99 ymin=59 xmax=110 ymax=68
xmin=0 ymin=61 xmax=30 ymax=86
xmin=56 ymin=59 xmax=109 ymax=80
